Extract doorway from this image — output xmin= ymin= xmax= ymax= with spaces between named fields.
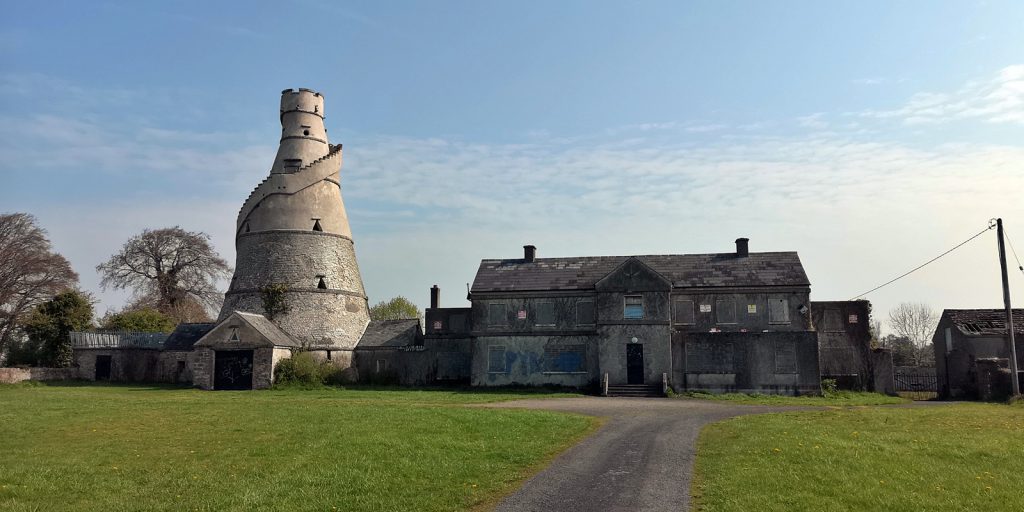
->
xmin=95 ymin=355 xmax=112 ymax=381
xmin=214 ymin=350 xmax=254 ymax=390
xmin=626 ymin=344 xmax=644 ymax=384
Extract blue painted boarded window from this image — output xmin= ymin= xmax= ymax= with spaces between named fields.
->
xmin=545 ymin=345 xmax=586 ymax=373
xmin=488 ymin=346 xmax=506 ymax=373
xmin=624 ymin=295 xmax=644 ymax=320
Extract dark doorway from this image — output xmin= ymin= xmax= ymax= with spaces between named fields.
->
xmin=626 ymin=344 xmax=644 ymax=384
xmin=214 ymin=350 xmax=254 ymax=390
xmin=95 ymin=355 xmax=112 ymax=381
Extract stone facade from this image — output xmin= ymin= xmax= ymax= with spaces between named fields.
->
xmin=0 ymin=367 xmax=79 ymax=384
xmin=933 ymin=308 xmax=1024 ymax=399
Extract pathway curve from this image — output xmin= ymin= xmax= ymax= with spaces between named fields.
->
xmin=485 ymin=397 xmax=804 ymax=512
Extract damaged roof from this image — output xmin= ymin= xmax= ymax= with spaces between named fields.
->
xmin=471 ymin=252 xmax=810 ymax=293
xmin=944 ymin=309 xmax=1024 ymax=336
xmin=357 ymin=319 xmax=422 ymax=348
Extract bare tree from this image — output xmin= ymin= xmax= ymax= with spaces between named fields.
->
xmin=888 ymin=302 xmax=938 ymax=367
xmin=97 ymin=227 xmax=231 ymax=322
xmin=0 ymin=213 xmax=79 ymax=359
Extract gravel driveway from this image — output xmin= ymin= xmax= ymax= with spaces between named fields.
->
xmin=485 ymin=397 xmax=802 ymax=512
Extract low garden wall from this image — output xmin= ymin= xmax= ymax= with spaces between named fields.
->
xmin=0 ymin=367 xmax=80 ymax=384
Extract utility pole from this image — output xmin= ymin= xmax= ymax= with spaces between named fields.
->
xmin=996 ymin=218 xmax=1020 ymax=396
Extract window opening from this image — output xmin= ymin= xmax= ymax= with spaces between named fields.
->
xmin=624 ymin=295 xmax=644 ymax=320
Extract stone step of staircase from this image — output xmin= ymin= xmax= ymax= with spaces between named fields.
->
xmin=607 ymin=384 xmax=664 ymax=398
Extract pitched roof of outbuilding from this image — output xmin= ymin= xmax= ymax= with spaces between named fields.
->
xmin=470 ymin=252 xmax=809 ymax=293
xmin=356 ymin=319 xmax=421 ymax=348
xmin=234 ymin=312 xmax=301 ymax=347
xmin=163 ymin=323 xmax=216 ymax=351
xmin=943 ymin=309 xmax=1024 ymax=336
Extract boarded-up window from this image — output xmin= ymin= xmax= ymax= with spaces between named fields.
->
xmin=576 ymin=300 xmax=595 ymax=326
xmin=774 ymin=341 xmax=798 ymax=373
xmin=545 ymin=344 xmax=585 ymax=372
xmin=685 ymin=341 xmax=735 ymax=373
xmin=624 ymin=295 xmax=644 ymax=319
xmin=535 ymin=301 xmax=555 ymax=326
xmin=488 ymin=303 xmax=507 ymax=326
xmin=673 ymin=299 xmax=695 ymax=325
xmin=488 ymin=346 xmax=506 ymax=373
xmin=716 ymin=299 xmax=737 ymax=324
xmin=375 ymin=359 xmax=387 ymax=373
xmin=769 ymin=298 xmax=790 ymax=324
xmin=449 ymin=313 xmax=467 ymax=332
xmin=823 ymin=309 xmax=843 ymax=331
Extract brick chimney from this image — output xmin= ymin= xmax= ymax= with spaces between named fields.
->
xmin=430 ymin=285 xmax=440 ymax=309
xmin=735 ymin=238 xmax=749 ymax=258
xmin=524 ymin=245 xmax=536 ymax=263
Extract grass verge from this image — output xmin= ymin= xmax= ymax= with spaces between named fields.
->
xmin=677 ymin=390 xmax=908 ymax=406
xmin=0 ymin=383 xmax=595 ymax=511
xmin=693 ymin=402 xmax=1024 ymax=511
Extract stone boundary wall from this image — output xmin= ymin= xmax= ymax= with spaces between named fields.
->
xmin=0 ymin=367 xmax=80 ymax=384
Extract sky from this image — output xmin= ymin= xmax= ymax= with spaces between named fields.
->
xmin=1 ymin=1 xmax=1023 ymax=334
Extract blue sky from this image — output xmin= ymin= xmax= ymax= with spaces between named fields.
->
xmin=2 ymin=1 xmax=1023 ymax=331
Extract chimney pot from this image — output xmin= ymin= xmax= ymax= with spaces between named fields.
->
xmin=735 ymin=238 xmax=749 ymax=258
xmin=430 ymin=285 xmax=440 ymax=309
xmin=524 ymin=245 xmax=537 ymax=263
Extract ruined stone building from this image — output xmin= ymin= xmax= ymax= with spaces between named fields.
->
xmin=68 ymin=88 xmax=888 ymax=395
xmin=933 ymin=308 xmax=1024 ymax=399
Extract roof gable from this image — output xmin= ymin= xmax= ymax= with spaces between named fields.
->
xmin=356 ymin=319 xmax=422 ymax=348
xmin=195 ymin=312 xmax=300 ymax=348
xmin=595 ymin=257 xmax=671 ymax=292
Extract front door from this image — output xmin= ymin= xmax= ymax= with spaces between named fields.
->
xmin=95 ymin=355 xmax=112 ymax=380
xmin=214 ymin=350 xmax=254 ymax=390
xmin=626 ymin=344 xmax=644 ymax=384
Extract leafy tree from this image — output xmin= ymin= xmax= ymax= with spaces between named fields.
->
xmin=0 ymin=213 xmax=79 ymax=361
xmin=369 ymin=296 xmax=421 ymax=321
xmin=888 ymin=302 xmax=938 ymax=367
xmin=880 ymin=334 xmax=917 ymax=367
xmin=99 ymin=307 xmax=176 ymax=333
xmin=96 ymin=227 xmax=231 ymax=323
xmin=18 ymin=290 xmax=93 ymax=367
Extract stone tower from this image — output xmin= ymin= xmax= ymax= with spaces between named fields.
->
xmin=218 ymin=88 xmax=370 ymax=362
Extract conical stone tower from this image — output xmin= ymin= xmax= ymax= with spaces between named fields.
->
xmin=219 ymin=88 xmax=369 ymax=362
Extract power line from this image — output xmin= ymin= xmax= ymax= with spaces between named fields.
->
xmin=849 ymin=222 xmax=996 ymax=300
xmin=1002 ymin=227 xmax=1024 ymax=279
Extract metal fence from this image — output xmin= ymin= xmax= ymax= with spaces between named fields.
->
xmin=894 ymin=366 xmax=937 ymax=400
xmin=69 ymin=330 xmax=169 ymax=349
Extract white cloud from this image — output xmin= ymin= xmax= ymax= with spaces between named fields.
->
xmin=857 ymin=64 xmax=1024 ymax=125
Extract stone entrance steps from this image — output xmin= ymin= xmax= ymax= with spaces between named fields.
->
xmin=607 ymin=384 xmax=664 ymax=398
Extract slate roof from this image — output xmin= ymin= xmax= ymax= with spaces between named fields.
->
xmin=470 ymin=252 xmax=810 ymax=293
xmin=234 ymin=312 xmax=301 ymax=347
xmin=357 ymin=319 xmax=421 ymax=348
xmin=945 ymin=309 xmax=1024 ymax=336
xmin=163 ymin=323 xmax=215 ymax=351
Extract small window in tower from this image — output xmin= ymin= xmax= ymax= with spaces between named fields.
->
xmin=312 ymin=219 xmax=322 ymax=232
xmin=283 ymin=159 xmax=302 ymax=171
xmin=244 ymin=222 xmax=250 ymax=233
xmin=326 ymin=350 xmax=332 ymax=361
xmin=317 ymin=276 xmax=328 ymax=289
xmin=303 ymin=129 xmax=310 ymax=136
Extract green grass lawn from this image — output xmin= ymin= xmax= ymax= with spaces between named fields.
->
xmin=0 ymin=383 xmax=594 ymax=511
xmin=693 ymin=402 xmax=1024 ymax=511
xmin=677 ymin=390 xmax=908 ymax=406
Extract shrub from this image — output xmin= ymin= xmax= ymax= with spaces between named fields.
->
xmin=273 ymin=351 xmax=352 ymax=388
xmin=821 ymin=378 xmax=839 ymax=397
